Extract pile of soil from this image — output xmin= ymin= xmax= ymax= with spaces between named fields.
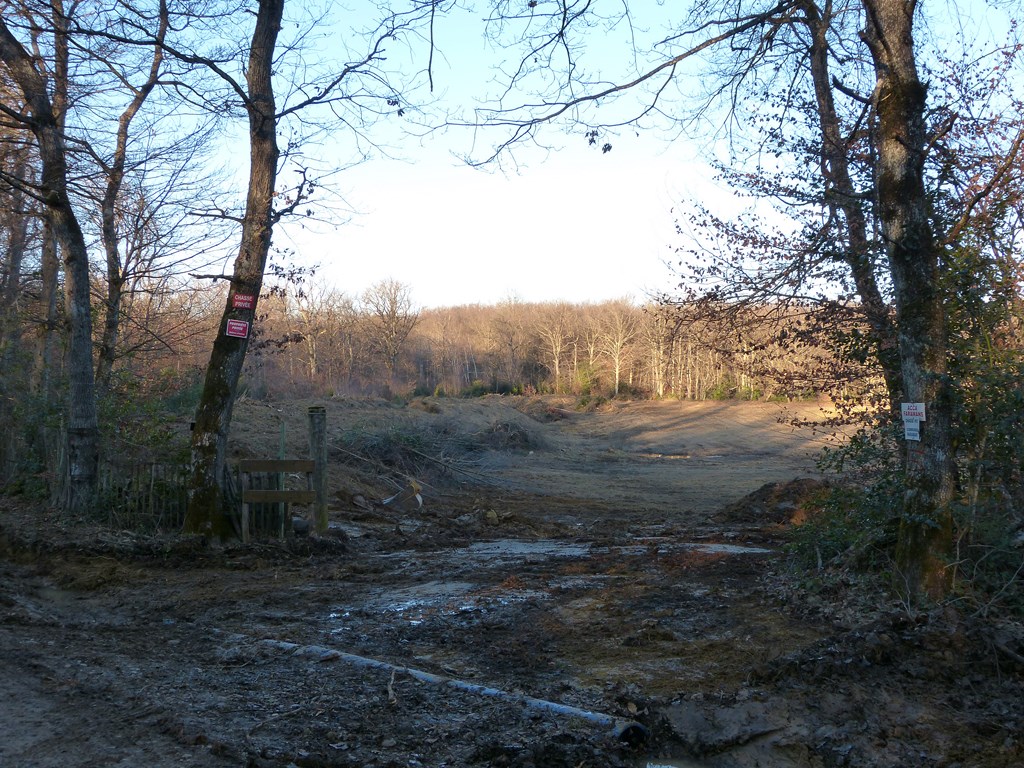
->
xmin=711 ymin=478 xmax=831 ymax=527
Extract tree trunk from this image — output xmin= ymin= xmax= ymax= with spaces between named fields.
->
xmin=0 ymin=156 xmax=29 ymax=317
xmin=861 ymin=0 xmax=956 ymax=601
xmin=801 ymin=0 xmax=902 ymax=412
xmin=34 ymin=221 xmax=62 ymax=397
xmin=94 ymin=5 xmax=166 ymax=392
xmin=0 ymin=13 xmax=99 ymax=515
xmin=184 ymin=0 xmax=284 ymax=540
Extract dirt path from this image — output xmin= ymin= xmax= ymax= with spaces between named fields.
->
xmin=1 ymin=396 xmax=1021 ymax=767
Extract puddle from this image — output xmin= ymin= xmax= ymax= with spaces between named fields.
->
xmin=328 ymin=522 xmax=364 ymax=538
xmin=685 ymin=542 xmax=769 ymax=554
xmin=332 ymin=538 xmax=770 ymax=630
xmin=332 ymin=579 xmax=549 ymax=628
xmin=375 ymin=539 xmax=596 ymax=575
xmin=35 ymin=585 xmax=82 ymax=605
xmin=597 ymin=542 xmax=771 ymax=556
xmin=383 ymin=539 xmax=770 ymax=569
xmin=438 ymin=539 xmax=592 ymax=565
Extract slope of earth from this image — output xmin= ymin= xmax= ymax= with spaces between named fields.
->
xmin=1 ymin=395 xmax=1021 ymax=768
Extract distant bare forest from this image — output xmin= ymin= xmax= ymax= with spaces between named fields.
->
xmin=106 ymin=277 xmax=872 ymax=405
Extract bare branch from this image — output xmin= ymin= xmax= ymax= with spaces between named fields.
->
xmin=452 ymin=1 xmax=797 ymax=165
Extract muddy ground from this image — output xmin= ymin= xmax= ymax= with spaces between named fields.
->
xmin=1 ymin=395 xmax=1022 ymax=767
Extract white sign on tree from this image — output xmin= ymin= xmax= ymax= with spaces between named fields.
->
xmin=901 ymin=402 xmax=926 ymax=442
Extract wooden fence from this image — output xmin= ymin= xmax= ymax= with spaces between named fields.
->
xmin=95 ymin=460 xmax=190 ymax=530
xmin=36 ymin=405 xmax=327 ymax=537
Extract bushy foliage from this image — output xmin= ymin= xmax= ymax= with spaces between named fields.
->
xmin=0 ymin=390 xmax=61 ymax=500
xmin=787 ymin=426 xmax=903 ymax=573
xmin=460 ymin=379 xmax=519 ymax=398
xmin=705 ymin=377 xmax=738 ymax=400
xmin=790 ymin=402 xmax=1024 ymax=615
xmin=98 ymin=370 xmax=194 ymax=465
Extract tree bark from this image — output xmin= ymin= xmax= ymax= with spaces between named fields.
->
xmin=33 ymin=221 xmax=62 ymax=398
xmin=0 ymin=11 xmax=99 ymax=515
xmin=0 ymin=156 xmax=28 ymax=313
xmin=801 ymin=0 xmax=902 ymax=412
xmin=861 ymin=0 xmax=956 ymax=601
xmin=184 ymin=0 xmax=284 ymax=540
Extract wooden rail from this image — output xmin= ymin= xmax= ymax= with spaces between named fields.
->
xmin=239 ymin=459 xmax=316 ymax=542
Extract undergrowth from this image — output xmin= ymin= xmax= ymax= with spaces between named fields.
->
xmin=785 ymin=421 xmax=1024 ymax=618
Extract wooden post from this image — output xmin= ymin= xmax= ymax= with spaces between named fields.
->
xmin=308 ymin=406 xmax=328 ymax=533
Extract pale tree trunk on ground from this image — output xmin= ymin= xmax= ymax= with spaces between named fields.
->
xmin=0 ymin=12 xmax=99 ymax=515
xmin=183 ymin=0 xmax=283 ymax=540
xmin=861 ymin=0 xmax=956 ymax=601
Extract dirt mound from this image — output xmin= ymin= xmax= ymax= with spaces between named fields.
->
xmin=711 ymin=477 xmax=830 ymax=527
xmin=514 ymin=395 xmax=575 ymax=423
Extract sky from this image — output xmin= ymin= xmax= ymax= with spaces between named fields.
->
xmin=268 ymin=2 xmax=740 ymax=310
xmin=263 ymin=0 xmax=1014 ymax=311
xmin=279 ymin=139 xmax=734 ymax=309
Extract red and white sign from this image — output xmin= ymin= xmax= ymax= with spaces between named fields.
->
xmin=901 ymin=402 xmax=925 ymax=442
xmin=900 ymin=402 xmax=926 ymax=421
xmin=225 ymin=319 xmax=250 ymax=339
xmin=232 ymin=293 xmax=256 ymax=310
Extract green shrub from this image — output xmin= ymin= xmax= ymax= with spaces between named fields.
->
xmin=461 ymin=380 xmax=490 ymax=398
xmin=785 ymin=482 xmax=899 ymax=572
xmin=786 ymin=425 xmax=902 ymax=572
xmin=705 ymin=379 xmax=737 ymax=400
xmin=411 ymin=383 xmax=434 ymax=398
xmin=98 ymin=372 xmax=190 ymax=465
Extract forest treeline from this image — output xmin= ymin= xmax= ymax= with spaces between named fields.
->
xmin=1 ymin=257 xmax=861 ymax=477
xmin=57 ymin=276 xmax=861 ymax=406
xmin=0 ymin=266 xmax=859 ymax=407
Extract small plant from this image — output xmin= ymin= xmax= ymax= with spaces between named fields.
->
xmin=98 ymin=371 xmax=191 ymax=465
xmin=575 ymin=393 xmax=607 ymax=411
xmin=786 ymin=424 xmax=903 ymax=573
xmin=705 ymin=378 xmax=737 ymax=400
xmin=461 ymin=380 xmax=491 ymax=398
xmin=785 ymin=482 xmax=899 ymax=573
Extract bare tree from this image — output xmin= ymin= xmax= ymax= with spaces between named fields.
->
xmin=598 ymin=299 xmax=638 ymax=396
xmin=487 ymin=295 xmax=534 ymax=390
xmin=362 ymin=278 xmax=420 ymax=382
xmin=173 ymin=3 xmax=443 ymax=537
xmin=860 ymin=0 xmax=955 ymax=600
xmin=0 ymin=144 xmax=34 ymax=349
xmin=287 ymin=284 xmax=359 ymax=391
xmin=1 ymin=0 xmax=235 ymax=507
xmin=535 ymin=302 xmax=575 ymax=392
xmin=182 ymin=0 xmax=289 ymax=538
xmin=457 ymin=0 xmax=1023 ymax=599
xmin=88 ymin=2 xmax=171 ymax=392
xmin=0 ymin=4 xmax=99 ymax=514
